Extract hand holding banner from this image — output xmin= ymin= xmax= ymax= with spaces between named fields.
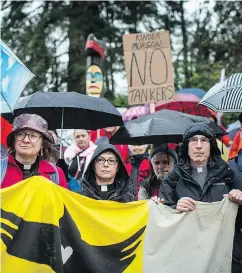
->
xmin=1 ymin=177 xmax=237 ymax=273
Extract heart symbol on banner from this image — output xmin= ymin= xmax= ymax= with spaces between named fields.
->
xmin=61 ymin=245 xmax=73 ymax=264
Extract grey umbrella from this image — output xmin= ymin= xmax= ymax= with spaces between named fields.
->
xmin=110 ymin=109 xmax=226 ymax=145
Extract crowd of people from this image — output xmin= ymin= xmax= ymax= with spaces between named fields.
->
xmin=1 ymin=112 xmax=242 ymax=272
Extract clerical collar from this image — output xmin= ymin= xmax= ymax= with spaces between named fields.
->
xmin=191 ymin=164 xmax=207 ymax=173
xmin=98 ymin=184 xmax=115 ymax=192
xmin=15 ymin=159 xmax=38 ymax=171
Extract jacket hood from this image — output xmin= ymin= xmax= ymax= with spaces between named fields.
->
xmin=179 ymin=122 xmax=221 ymax=162
xmin=84 ymin=144 xmax=129 ymax=184
xmin=95 ymin=136 xmax=110 ymax=146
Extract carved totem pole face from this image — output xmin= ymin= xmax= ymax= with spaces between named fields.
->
xmin=86 ymin=64 xmax=103 ymax=97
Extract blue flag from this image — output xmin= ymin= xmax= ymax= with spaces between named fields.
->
xmin=0 ymin=40 xmax=34 ymax=111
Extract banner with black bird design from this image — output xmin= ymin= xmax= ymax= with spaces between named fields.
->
xmin=0 ymin=176 xmax=237 ymax=273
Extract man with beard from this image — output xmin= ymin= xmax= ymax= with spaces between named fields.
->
xmin=138 ymin=145 xmax=177 ymax=200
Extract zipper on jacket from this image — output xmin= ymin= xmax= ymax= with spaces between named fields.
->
xmin=177 ymin=164 xmax=225 ymax=201
xmin=181 ymin=176 xmax=203 ymax=199
xmin=200 ymin=165 xmax=228 ymax=200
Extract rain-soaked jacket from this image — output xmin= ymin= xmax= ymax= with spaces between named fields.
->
xmin=159 ymin=122 xmax=242 ymax=272
xmin=79 ymin=144 xmax=135 ymax=203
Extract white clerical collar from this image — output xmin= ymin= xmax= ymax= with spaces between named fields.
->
xmin=191 ymin=164 xmax=207 ymax=173
xmin=101 ymin=185 xmax=108 ymax=192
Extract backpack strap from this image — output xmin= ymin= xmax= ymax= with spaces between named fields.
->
xmin=74 ymin=156 xmax=86 ymax=179
xmin=1 ymin=156 xmax=8 ymax=185
xmin=49 ymin=163 xmax=59 ymax=185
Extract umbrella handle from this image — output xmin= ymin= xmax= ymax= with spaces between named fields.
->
xmin=149 ymin=103 xmax=155 ymax=114
xmin=1 ymin=93 xmax=14 ymax=113
xmin=59 ymin=108 xmax=64 ymax=159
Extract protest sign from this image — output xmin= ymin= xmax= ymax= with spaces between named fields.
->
xmin=123 ymin=31 xmax=175 ymax=105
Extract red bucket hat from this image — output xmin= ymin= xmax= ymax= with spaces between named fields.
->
xmin=7 ymin=114 xmax=54 ymax=147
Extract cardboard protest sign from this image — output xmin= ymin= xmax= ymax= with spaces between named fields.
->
xmin=123 ymin=31 xmax=175 ymax=105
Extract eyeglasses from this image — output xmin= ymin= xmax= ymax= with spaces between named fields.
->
xmin=15 ymin=131 xmax=42 ymax=143
xmin=96 ymin=157 xmax=118 ymax=165
xmin=189 ymin=136 xmax=210 ymax=145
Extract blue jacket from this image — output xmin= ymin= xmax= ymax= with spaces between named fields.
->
xmin=229 ymin=149 xmax=242 ymax=181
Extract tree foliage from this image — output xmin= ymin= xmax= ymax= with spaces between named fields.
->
xmin=1 ymin=1 xmax=242 ymax=107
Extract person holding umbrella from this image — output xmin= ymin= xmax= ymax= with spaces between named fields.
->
xmin=1 ymin=114 xmax=68 ymax=188
xmin=159 ymin=122 xmax=242 ymax=273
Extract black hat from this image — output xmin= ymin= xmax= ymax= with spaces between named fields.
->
xmin=150 ymin=144 xmax=178 ymax=164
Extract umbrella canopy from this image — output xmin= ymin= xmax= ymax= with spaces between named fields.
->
xmin=155 ymin=101 xmax=213 ymax=118
xmin=122 ymin=104 xmax=150 ymax=121
xmin=174 ymin=93 xmax=200 ymax=102
xmin=110 ymin=109 xmax=226 ymax=145
xmin=199 ymin=73 xmax=242 ymax=112
xmin=176 ymin=88 xmax=206 ymax=99
xmin=2 ymin=91 xmax=123 ymax=130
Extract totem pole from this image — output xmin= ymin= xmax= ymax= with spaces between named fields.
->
xmin=85 ymin=34 xmax=107 ymax=140
xmin=85 ymin=33 xmax=107 ymax=97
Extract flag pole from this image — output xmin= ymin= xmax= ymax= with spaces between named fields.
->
xmin=1 ymin=93 xmax=13 ymax=113
xmin=59 ymin=108 xmax=64 ymax=159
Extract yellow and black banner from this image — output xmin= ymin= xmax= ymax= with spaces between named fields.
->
xmin=1 ymin=177 xmax=148 ymax=273
xmin=1 ymin=176 xmax=237 ymax=273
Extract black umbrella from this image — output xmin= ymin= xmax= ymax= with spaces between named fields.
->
xmin=110 ymin=109 xmax=227 ymax=145
xmin=3 ymin=91 xmax=122 ymax=130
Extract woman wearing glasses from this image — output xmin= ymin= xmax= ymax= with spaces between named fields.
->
xmin=79 ymin=144 xmax=135 ymax=202
xmin=1 ymin=114 xmax=68 ymax=189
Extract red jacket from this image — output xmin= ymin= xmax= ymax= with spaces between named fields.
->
xmin=126 ymin=157 xmax=151 ymax=200
xmin=115 ymin=144 xmax=129 ymax=163
xmin=1 ymin=154 xmax=68 ymax=189
xmin=90 ymin=129 xmax=108 ymax=142
xmin=229 ymin=130 xmax=242 ymax=160
xmin=1 ymin=116 xmax=12 ymax=147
